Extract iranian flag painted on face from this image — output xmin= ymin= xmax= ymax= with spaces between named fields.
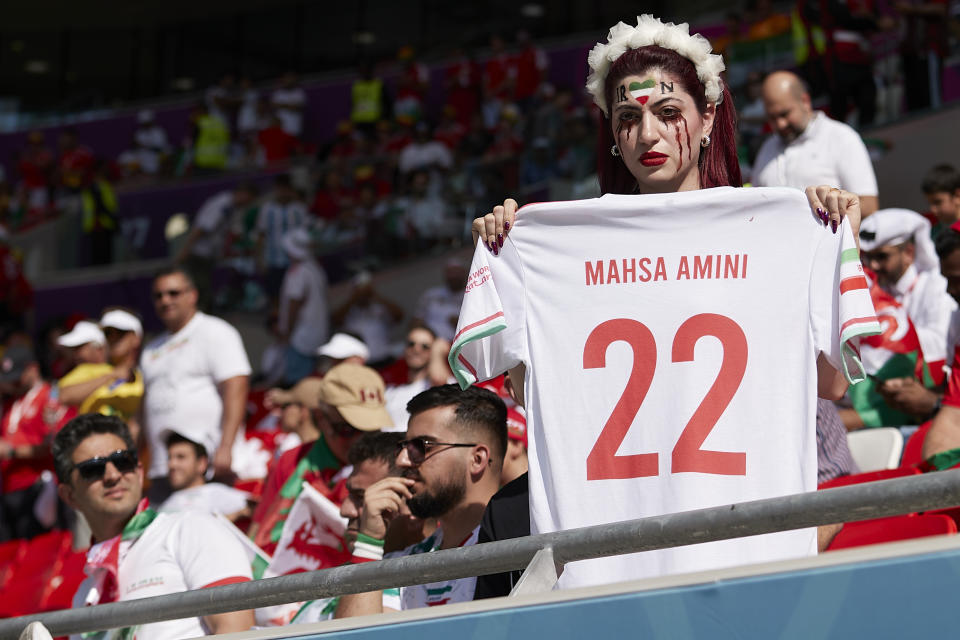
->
xmin=629 ymin=79 xmax=657 ymax=105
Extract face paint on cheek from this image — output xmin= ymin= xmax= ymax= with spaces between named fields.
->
xmin=673 ymin=120 xmax=683 ymax=171
xmin=679 ymin=114 xmax=692 ymax=162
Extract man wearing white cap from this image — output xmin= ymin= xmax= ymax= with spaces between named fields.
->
xmin=158 ymin=430 xmax=251 ymax=520
xmin=56 ymin=320 xmax=107 ymax=367
xmin=318 ymin=332 xmax=370 ymax=367
xmin=859 ymin=209 xmax=956 ymax=367
xmin=278 ymin=227 xmax=329 ymax=385
xmin=58 ymin=309 xmax=144 ymax=434
xmin=857 ymin=209 xmax=957 ymax=424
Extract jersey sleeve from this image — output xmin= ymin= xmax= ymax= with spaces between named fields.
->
xmin=174 ymin=513 xmax=253 ymax=590
xmin=207 ymin=320 xmax=253 ymax=383
xmin=835 ymin=129 xmax=878 ymax=197
xmin=810 ymin=223 xmax=881 ymax=383
xmin=448 ymin=240 xmax=526 ymax=389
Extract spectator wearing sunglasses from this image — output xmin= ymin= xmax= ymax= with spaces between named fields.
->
xmin=249 ymin=363 xmax=393 ymax=556
xmin=335 ymin=384 xmax=506 ymax=618
xmin=58 ymin=308 xmax=144 ymax=437
xmin=383 ymin=323 xmax=440 ymax=430
xmin=141 ymin=267 xmax=251 ymax=499
xmin=0 ymin=345 xmax=71 ymax=541
xmin=157 ymin=431 xmax=251 ymax=521
xmin=54 ymin=414 xmax=254 ymax=637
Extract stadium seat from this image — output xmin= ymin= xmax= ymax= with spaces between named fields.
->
xmin=818 ymin=466 xmax=921 ymax=490
xmin=847 ymin=427 xmax=903 ymax=472
xmin=0 ymin=531 xmax=71 ymax=617
xmin=900 ymin=421 xmax=932 ymax=468
xmin=0 ymin=539 xmax=25 ymax=590
xmin=41 ymin=549 xmax=87 ymax=612
xmin=827 ymin=514 xmax=957 ymax=550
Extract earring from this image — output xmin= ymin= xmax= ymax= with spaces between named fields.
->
xmin=610 ymin=144 xmax=620 ymax=157
xmin=700 ymin=135 xmax=711 ymax=148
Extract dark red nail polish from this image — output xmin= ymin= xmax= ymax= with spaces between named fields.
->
xmin=504 ymin=220 xmax=511 ymax=231
xmin=831 ymin=220 xmax=838 ymax=234
xmin=486 ymin=241 xmax=494 ymax=252
xmin=493 ymin=244 xmax=499 ymax=256
xmin=497 ymin=233 xmax=504 ymax=247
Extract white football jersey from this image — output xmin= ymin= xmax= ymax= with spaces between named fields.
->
xmin=450 ymin=187 xmax=880 ymax=589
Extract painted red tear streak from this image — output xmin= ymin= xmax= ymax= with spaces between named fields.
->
xmin=615 ymin=120 xmax=634 ymax=146
xmin=679 ymin=114 xmax=692 ymax=162
xmin=673 ymin=120 xmax=683 ymax=171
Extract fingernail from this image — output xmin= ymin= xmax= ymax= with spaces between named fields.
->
xmin=486 ymin=241 xmax=494 ymax=252
xmin=816 ymin=207 xmax=826 ymax=223
xmin=493 ymin=244 xmax=499 ymax=256
xmin=497 ymin=233 xmax=504 ymax=247
xmin=504 ymin=220 xmax=511 ymax=231
xmin=831 ymin=219 xmax=838 ymax=234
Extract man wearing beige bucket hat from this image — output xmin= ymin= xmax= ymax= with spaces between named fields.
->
xmin=250 ymin=363 xmax=393 ymax=555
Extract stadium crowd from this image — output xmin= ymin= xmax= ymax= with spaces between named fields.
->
xmin=0 ymin=3 xmax=959 ymax=637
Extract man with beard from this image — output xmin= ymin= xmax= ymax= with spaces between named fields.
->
xmin=752 ymin=70 xmax=878 ymax=216
xmin=335 ymin=384 xmax=506 ymax=617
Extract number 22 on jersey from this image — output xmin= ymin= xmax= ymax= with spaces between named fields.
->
xmin=583 ymin=313 xmax=748 ymax=480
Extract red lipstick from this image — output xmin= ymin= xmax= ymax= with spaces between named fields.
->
xmin=639 ymin=151 xmax=669 ymax=167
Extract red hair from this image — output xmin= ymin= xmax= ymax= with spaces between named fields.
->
xmin=596 ymin=46 xmax=741 ymax=194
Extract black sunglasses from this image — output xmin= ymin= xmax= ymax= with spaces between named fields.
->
xmin=73 ymin=449 xmax=138 ymax=481
xmin=397 ymin=436 xmax=477 ymax=465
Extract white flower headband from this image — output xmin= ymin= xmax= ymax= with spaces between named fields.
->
xmin=586 ymin=14 xmax=726 ymax=116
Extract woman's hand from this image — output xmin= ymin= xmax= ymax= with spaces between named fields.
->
xmin=805 ymin=186 xmax=862 ymax=241
xmin=472 ymin=198 xmax=518 ymax=255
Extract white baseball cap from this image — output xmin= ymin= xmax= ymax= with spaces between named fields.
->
xmin=57 ymin=321 xmax=106 ymax=348
xmin=317 ymin=333 xmax=370 ymax=362
xmin=100 ymin=309 xmax=143 ymax=337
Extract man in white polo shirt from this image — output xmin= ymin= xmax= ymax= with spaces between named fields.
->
xmin=54 ymin=413 xmax=253 ymax=639
xmin=753 ymin=70 xmax=879 ymax=217
xmin=141 ymin=267 xmax=251 ymax=500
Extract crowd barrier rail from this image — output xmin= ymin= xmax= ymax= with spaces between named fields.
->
xmin=3 ymin=468 xmax=960 ymax=639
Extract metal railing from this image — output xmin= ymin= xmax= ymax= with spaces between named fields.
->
xmin=3 ymin=469 xmax=960 ymax=639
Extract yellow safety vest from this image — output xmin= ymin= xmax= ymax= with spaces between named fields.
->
xmin=194 ymin=114 xmax=229 ymax=169
xmin=351 ymin=79 xmax=383 ymax=124
xmin=791 ymin=7 xmax=826 ymax=64
xmin=81 ymin=179 xmax=118 ymax=232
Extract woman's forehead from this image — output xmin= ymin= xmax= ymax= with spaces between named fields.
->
xmin=613 ymin=71 xmax=692 ymax=106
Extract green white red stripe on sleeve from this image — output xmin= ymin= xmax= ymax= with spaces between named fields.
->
xmin=838 ymin=241 xmax=882 ymax=383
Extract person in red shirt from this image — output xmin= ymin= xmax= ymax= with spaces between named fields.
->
xmin=16 ymin=131 xmax=53 ymax=217
xmin=510 ymin=31 xmax=548 ymax=106
xmin=257 ymin=116 xmax=300 ymax=165
xmin=445 ymin=49 xmax=482 ymax=128
xmin=483 ymin=35 xmax=515 ymax=101
xmin=0 ymin=345 xmax=69 ymax=541
xmin=310 ymin=169 xmax=357 ymax=221
xmin=57 ymin=128 xmax=95 ymax=192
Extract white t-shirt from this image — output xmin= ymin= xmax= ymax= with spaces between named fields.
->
xmin=191 ymin=191 xmax=234 ymax=259
xmin=141 ymin=312 xmax=252 ymax=478
xmin=886 ymin=263 xmax=957 ymax=365
xmin=71 ymin=511 xmax=253 ymax=640
xmin=382 ymin=526 xmax=479 ymax=610
xmin=417 ymin=285 xmax=464 ymax=342
xmin=159 ymin=483 xmax=251 ymax=516
xmin=449 ymin=187 xmax=880 ymax=590
xmin=752 ymin=112 xmax=879 ymax=196
xmin=279 ymin=258 xmax=330 ymax=356
xmin=271 ymin=87 xmax=307 ymax=137
xmin=343 ymin=302 xmax=395 ymax=362
xmin=384 ymin=378 xmax=430 ymax=432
